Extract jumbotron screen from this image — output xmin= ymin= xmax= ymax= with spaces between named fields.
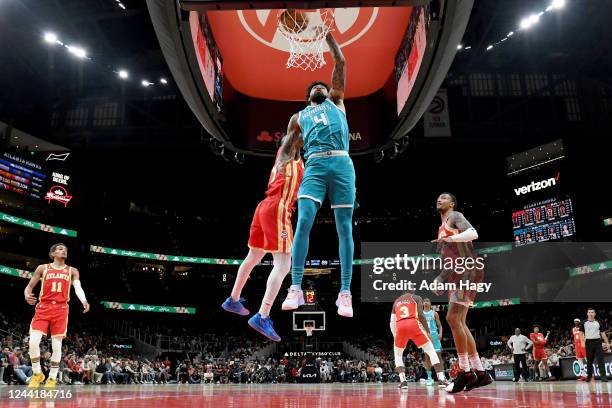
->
xmin=0 ymin=151 xmax=73 ymax=208
xmin=512 ymin=197 xmax=576 ymax=246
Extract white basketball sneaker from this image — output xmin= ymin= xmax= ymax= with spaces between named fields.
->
xmin=336 ymin=291 xmax=353 ymax=317
xmin=281 ymin=285 xmax=304 ymax=310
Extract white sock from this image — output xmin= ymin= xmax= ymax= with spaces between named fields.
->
xmin=259 ymin=253 xmax=290 ymax=317
xmin=49 ymin=365 xmax=59 ymax=380
xmin=469 ymin=353 xmax=484 ymax=371
xmin=399 ymin=371 xmax=406 ymax=382
xmin=458 ymin=353 xmax=470 ymax=372
xmin=231 ymin=249 xmax=265 ymax=301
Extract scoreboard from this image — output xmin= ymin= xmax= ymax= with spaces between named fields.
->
xmin=0 ymin=151 xmax=73 ymax=209
xmin=512 ymin=197 xmax=576 ymax=246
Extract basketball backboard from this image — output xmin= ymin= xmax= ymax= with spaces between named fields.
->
xmin=147 ymin=0 xmax=473 ymax=155
xmin=293 ymin=311 xmax=325 ymax=332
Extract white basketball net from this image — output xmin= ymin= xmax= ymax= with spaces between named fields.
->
xmin=277 ymin=9 xmax=335 ymax=71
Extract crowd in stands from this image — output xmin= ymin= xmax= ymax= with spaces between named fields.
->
xmin=2 ymin=302 xmax=608 ymax=386
xmin=1 ymin=310 xmax=401 ymax=385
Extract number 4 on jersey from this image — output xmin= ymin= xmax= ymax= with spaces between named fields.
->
xmin=312 ymin=112 xmax=329 ymax=126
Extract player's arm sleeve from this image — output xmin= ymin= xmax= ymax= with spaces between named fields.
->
xmin=73 ymin=280 xmax=87 ymax=303
xmin=389 ymin=313 xmax=397 ymax=337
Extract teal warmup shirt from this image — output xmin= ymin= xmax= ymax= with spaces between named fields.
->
xmin=298 ymin=98 xmax=349 ymax=159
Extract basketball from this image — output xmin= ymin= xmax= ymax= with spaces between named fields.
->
xmin=279 ymin=9 xmax=309 ymax=34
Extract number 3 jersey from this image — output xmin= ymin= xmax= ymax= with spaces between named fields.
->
xmin=393 ymin=293 xmax=419 ymax=322
xmin=39 ymin=264 xmax=72 ymax=303
xmin=297 ymin=98 xmax=349 ymax=159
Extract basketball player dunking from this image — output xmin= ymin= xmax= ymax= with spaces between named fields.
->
xmin=422 ymin=298 xmax=449 ymax=387
xmin=221 ymin=136 xmax=303 ymax=342
xmin=24 ymin=243 xmax=89 ymax=388
xmin=390 ymin=291 xmax=446 ymax=389
xmin=278 ymin=31 xmax=356 ymax=317
xmin=432 ymin=193 xmax=492 ymax=392
xmin=572 ymin=318 xmax=587 ymax=380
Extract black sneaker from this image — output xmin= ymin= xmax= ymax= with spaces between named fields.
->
xmin=399 ymin=380 xmax=409 ymax=389
xmin=465 ymin=370 xmax=493 ymax=391
xmin=446 ymin=371 xmax=477 ymax=393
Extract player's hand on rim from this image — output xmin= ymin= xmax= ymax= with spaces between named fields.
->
xmin=25 ymin=293 xmax=37 ymax=305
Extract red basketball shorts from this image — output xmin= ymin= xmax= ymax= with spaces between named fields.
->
xmin=533 ymin=348 xmax=548 ymax=361
xmin=394 ymin=318 xmax=430 ymax=349
xmin=30 ymin=302 xmax=69 ymax=337
xmin=248 ymin=197 xmax=293 ymax=253
xmin=575 ymin=344 xmax=586 ymax=359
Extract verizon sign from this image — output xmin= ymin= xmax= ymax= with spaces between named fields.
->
xmin=514 ymin=173 xmax=560 ymax=196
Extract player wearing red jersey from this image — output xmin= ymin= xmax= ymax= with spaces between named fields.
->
xmin=390 ymin=292 xmax=446 ymax=389
xmin=530 ymin=325 xmax=552 ymax=380
xmin=222 ymin=136 xmax=304 ymax=342
xmin=431 ymin=193 xmax=492 ymax=393
xmin=24 ymin=243 xmax=89 ymax=388
xmin=572 ymin=318 xmax=587 ymax=380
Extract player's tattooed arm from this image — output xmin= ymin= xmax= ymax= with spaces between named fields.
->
xmin=448 ymin=211 xmax=473 ymax=231
xmin=277 ymin=114 xmax=303 ymax=175
xmin=446 ymin=211 xmax=479 ymax=242
xmin=24 ymin=265 xmax=44 ymax=305
xmin=325 ymin=32 xmax=346 ymax=108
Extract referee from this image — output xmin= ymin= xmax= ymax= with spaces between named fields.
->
xmin=508 ymin=328 xmax=532 ymax=382
xmin=581 ymin=307 xmax=610 ymax=382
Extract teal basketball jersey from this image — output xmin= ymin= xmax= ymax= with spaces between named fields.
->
xmin=423 ymin=309 xmax=438 ymax=335
xmin=297 ymin=98 xmax=349 ymax=159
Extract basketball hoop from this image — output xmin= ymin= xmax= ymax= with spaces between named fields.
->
xmin=277 ymin=9 xmax=335 ymax=71
xmin=305 ymin=326 xmax=314 ymax=337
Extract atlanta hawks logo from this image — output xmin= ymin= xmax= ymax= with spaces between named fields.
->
xmin=280 ymin=230 xmax=289 ymax=240
xmin=237 ymin=8 xmax=379 ymax=52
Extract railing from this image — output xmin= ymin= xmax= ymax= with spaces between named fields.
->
xmin=102 ymin=316 xmax=160 ymax=348
xmin=343 ymin=342 xmax=379 ymax=362
xmin=102 ymin=317 xmax=275 ymax=358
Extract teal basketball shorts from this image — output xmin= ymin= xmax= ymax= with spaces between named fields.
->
xmin=297 ymin=153 xmax=356 ymax=209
